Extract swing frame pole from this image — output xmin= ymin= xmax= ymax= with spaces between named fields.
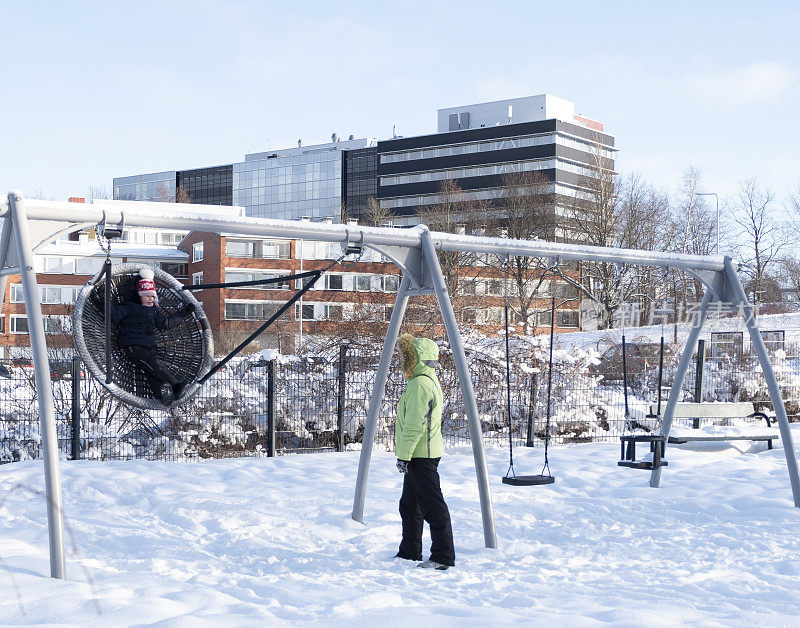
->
xmin=6 ymin=192 xmax=66 ymax=579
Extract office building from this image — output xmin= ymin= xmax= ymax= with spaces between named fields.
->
xmin=373 ymin=95 xmax=615 ymax=228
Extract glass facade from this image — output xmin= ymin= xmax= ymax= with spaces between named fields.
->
xmin=233 ymin=139 xmax=375 ymax=220
xmin=113 ymin=171 xmax=176 ymax=201
xmin=344 ymin=146 xmax=378 ymax=218
xmin=177 ymin=165 xmax=233 ymax=205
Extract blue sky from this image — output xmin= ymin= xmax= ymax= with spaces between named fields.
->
xmin=1 ymin=0 xmax=798 ymax=209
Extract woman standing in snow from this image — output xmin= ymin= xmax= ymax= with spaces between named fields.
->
xmin=394 ymin=333 xmax=455 ymax=570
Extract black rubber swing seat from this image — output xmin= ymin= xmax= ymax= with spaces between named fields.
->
xmin=73 ymin=263 xmax=214 ymax=411
xmin=502 ymin=475 xmax=555 ymax=486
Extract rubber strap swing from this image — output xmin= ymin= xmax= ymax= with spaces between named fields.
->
xmin=502 ymin=256 xmax=556 ymax=486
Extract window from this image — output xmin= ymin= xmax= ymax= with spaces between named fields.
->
xmin=225 ymin=302 xmax=247 ymax=320
xmin=296 ymin=275 xmax=318 ymax=290
xmin=192 ymin=242 xmax=204 ymax=262
xmin=383 ymin=275 xmax=398 ymax=293
xmin=75 ymin=257 xmax=104 ymax=275
xmin=537 ymin=310 xmax=553 ymax=326
xmin=262 ymin=240 xmax=291 ymax=259
xmin=556 ymin=282 xmax=579 ymax=299
xmin=160 ymin=232 xmax=185 ymax=246
xmin=226 ymin=270 xmax=290 ymax=290
xmin=11 ymin=285 xmax=24 ymax=303
xmin=556 ymin=310 xmax=579 ymax=328
xmin=224 ymin=301 xmax=282 ymax=320
xmin=324 ymin=304 xmax=343 ymax=320
xmin=485 ymin=280 xmax=503 ymax=296
xmin=356 ymin=275 xmax=372 ymax=292
xmin=225 ymin=240 xmax=255 ymax=258
xmin=192 ymin=272 xmax=203 ymax=286
xmin=296 ymin=303 xmax=316 ymax=321
xmin=483 ymin=307 xmax=503 ymax=325
xmin=43 ymin=315 xmax=71 ymax=334
xmin=42 ymin=287 xmax=62 ymax=304
xmin=10 ymin=316 xmax=29 ymax=333
xmin=326 ymin=274 xmax=343 ymax=291
xmin=41 ymin=257 xmax=74 ymax=274
xmin=161 ymin=262 xmax=188 ymax=278
xmin=458 ymin=279 xmax=476 ymax=296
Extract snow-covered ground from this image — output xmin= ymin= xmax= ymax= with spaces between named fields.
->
xmin=2 ymin=430 xmax=800 ymax=626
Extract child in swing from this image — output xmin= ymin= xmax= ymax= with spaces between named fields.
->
xmin=110 ymin=268 xmax=194 ymax=405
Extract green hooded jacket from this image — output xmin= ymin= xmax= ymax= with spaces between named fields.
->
xmin=395 ymin=335 xmax=444 ymax=461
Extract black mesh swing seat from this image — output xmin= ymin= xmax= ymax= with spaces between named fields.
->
xmin=73 ymin=263 xmax=214 ymax=411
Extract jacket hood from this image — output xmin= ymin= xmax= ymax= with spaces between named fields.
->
xmin=399 ymin=333 xmax=439 ymax=379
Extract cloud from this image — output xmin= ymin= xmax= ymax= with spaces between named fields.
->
xmin=683 ymin=62 xmax=798 ymax=110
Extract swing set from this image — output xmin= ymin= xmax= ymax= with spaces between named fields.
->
xmin=3 ymin=191 xmax=799 ymax=583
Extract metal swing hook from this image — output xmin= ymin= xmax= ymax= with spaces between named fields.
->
xmin=343 ymin=229 xmax=365 ymax=256
xmin=98 ymin=210 xmax=125 ymax=241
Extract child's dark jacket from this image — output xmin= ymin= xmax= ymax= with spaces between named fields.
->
xmin=110 ymin=300 xmax=183 ymax=347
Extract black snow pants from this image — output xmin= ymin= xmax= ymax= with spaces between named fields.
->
xmin=397 ymin=457 xmax=455 ymax=566
xmin=124 ymin=345 xmax=177 ymax=399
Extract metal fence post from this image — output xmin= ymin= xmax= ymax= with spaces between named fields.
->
xmin=693 ymin=339 xmax=706 ymax=428
xmin=267 ymin=359 xmax=276 ymax=457
xmin=337 ymin=343 xmax=347 ymax=453
xmin=71 ymin=356 xmax=81 ymax=461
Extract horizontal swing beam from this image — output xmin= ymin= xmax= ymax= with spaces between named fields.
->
xmin=2 ymin=195 xmax=730 ymax=274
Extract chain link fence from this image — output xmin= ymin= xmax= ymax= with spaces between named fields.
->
xmin=1 ymin=338 xmax=798 ymax=464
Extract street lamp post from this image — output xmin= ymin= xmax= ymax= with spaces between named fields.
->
xmin=697 ymin=191 xmax=719 ymax=255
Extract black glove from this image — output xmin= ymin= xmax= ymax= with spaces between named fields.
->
xmin=182 ymin=302 xmax=196 ymax=315
xmin=396 ymin=459 xmax=409 ymax=474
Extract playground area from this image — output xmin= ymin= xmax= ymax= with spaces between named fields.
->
xmin=2 ymin=433 xmax=799 ymax=624
xmin=3 ymin=192 xmax=799 ymax=591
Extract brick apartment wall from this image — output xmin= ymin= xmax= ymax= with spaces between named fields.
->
xmin=0 ymin=233 xmax=584 ymax=357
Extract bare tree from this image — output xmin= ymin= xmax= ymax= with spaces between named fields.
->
xmin=87 ymin=185 xmax=111 ymax=201
xmin=564 ymin=164 xmax=673 ymax=329
xmin=667 ymin=168 xmax=719 ymax=321
xmin=175 ymin=185 xmax=192 ymax=204
xmin=154 ymin=183 xmax=172 ymax=203
xmin=564 ymin=157 xmax=627 ymax=329
xmin=779 ymin=256 xmax=800 ymax=304
xmin=489 ymin=171 xmax=558 ymax=332
xmin=785 ymin=182 xmax=800 ymax=229
xmin=729 ymin=178 xmax=787 ymax=302
xmin=417 ymin=179 xmax=486 ymax=295
xmin=363 ymin=196 xmax=391 ymax=227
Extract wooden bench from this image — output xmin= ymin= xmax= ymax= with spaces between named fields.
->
xmin=653 ymin=402 xmax=777 ymax=450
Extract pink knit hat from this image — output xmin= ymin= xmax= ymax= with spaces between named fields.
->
xmin=137 ymin=268 xmax=157 ymax=298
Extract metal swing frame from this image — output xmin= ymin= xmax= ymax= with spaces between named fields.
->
xmin=2 ymin=191 xmax=799 ymax=582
